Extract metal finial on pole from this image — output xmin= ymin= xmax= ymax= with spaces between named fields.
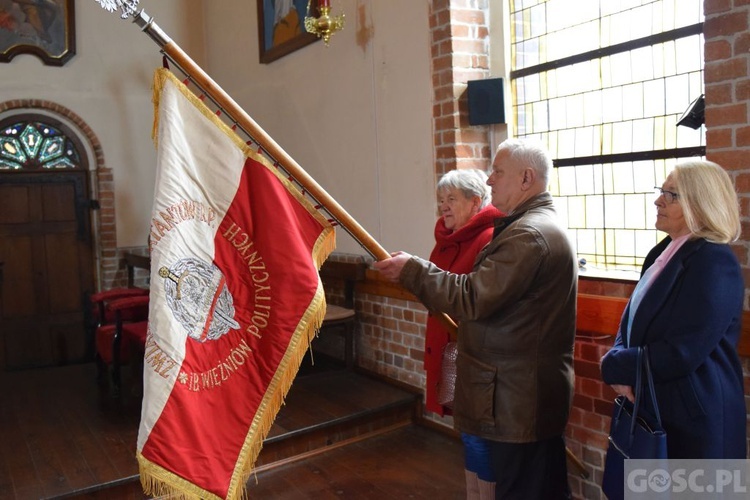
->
xmin=94 ymin=0 xmax=141 ymax=19
xmin=131 ymin=10 xmax=172 ymax=47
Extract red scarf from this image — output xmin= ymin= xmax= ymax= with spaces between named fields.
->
xmin=428 ymin=205 xmax=503 ymax=272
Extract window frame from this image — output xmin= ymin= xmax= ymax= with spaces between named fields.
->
xmin=506 ymin=2 xmax=705 ymax=273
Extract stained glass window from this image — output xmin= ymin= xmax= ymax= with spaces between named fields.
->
xmin=509 ymin=0 xmax=705 ymax=271
xmin=0 ymin=121 xmax=82 ymax=170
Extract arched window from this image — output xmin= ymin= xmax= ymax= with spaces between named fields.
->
xmin=0 ymin=116 xmax=84 ymax=171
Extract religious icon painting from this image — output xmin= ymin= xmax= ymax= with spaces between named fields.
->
xmin=0 ymin=0 xmax=76 ymax=66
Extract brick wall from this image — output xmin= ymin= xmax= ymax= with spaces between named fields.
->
xmin=695 ymin=0 xmax=750 ymax=464
xmin=564 ymin=279 xmax=631 ymax=498
xmin=357 ymin=293 xmax=428 ymax=388
xmin=705 ymin=0 xmax=750 ymax=301
xmin=430 ymin=0 xmax=493 ymax=176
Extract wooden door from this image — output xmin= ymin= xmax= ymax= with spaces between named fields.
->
xmin=0 ymin=172 xmax=94 ymax=370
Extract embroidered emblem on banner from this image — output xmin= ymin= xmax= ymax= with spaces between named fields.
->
xmin=158 ymin=258 xmax=240 ymax=343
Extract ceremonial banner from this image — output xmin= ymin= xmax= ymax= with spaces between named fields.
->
xmin=137 ymin=68 xmax=335 ymax=499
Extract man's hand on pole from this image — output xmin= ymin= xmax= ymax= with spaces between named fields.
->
xmin=372 ymin=251 xmax=413 ymax=283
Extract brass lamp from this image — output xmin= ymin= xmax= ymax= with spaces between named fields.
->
xmin=304 ymin=0 xmax=345 ymax=46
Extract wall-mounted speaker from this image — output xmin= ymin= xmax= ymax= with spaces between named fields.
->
xmin=467 ymin=78 xmax=505 ymax=126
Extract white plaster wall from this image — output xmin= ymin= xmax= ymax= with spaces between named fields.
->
xmin=0 ymin=0 xmax=206 ymax=247
xmin=203 ymin=0 xmax=437 ymax=258
xmin=1 ymin=0 xmax=437 ymax=258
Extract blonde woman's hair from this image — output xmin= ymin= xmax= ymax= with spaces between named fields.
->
xmin=673 ymin=160 xmax=740 ymax=244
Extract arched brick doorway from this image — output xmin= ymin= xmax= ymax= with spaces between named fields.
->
xmin=0 ymin=100 xmax=118 ymax=369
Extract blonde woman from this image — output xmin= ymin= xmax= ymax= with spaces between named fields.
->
xmin=601 ymin=160 xmax=746 ymax=460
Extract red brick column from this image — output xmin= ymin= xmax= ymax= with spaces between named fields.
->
xmin=705 ymin=0 xmax=750 ymax=298
xmin=704 ymin=0 xmax=750 ymax=464
xmin=429 ymin=0 xmax=493 ymax=175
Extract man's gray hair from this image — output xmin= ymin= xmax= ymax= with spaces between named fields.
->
xmin=437 ymin=169 xmax=491 ymax=208
xmin=496 ymin=138 xmax=552 ymax=185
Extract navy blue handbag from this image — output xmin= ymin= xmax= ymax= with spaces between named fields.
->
xmin=602 ymin=346 xmax=668 ymax=500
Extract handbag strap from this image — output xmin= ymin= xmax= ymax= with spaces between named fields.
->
xmin=628 ymin=347 xmax=644 ymax=440
xmin=629 ymin=345 xmax=665 ymax=442
xmin=642 ymin=345 xmax=664 ymax=430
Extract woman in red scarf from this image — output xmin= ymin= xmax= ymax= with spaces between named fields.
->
xmin=425 ymin=169 xmax=503 ymax=499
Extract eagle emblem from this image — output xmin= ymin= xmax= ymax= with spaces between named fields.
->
xmin=159 ymin=258 xmax=240 ymax=343
xmin=93 ymin=0 xmax=140 ymax=19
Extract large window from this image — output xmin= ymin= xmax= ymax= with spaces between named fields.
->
xmin=509 ymin=0 xmax=704 ymax=271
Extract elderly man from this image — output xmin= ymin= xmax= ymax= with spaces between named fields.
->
xmin=374 ymin=139 xmax=577 ymax=499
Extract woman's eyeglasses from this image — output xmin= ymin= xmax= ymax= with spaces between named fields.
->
xmin=654 ymin=187 xmax=679 ymax=204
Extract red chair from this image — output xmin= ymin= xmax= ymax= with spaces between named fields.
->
xmin=91 ymin=289 xmax=149 ymax=396
xmin=86 ymin=287 xmax=148 ymax=359
xmin=89 ymin=287 xmax=148 ymax=325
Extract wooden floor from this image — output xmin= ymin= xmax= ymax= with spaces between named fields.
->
xmin=0 ymin=363 xmax=142 ymax=500
xmin=0 ymin=360 xmax=466 ymax=500
xmin=246 ymin=425 xmax=465 ymax=499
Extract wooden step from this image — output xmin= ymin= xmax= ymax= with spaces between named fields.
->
xmin=50 ymin=366 xmax=420 ymax=498
xmin=255 ymin=369 xmax=420 ymax=472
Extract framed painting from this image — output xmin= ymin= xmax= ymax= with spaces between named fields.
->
xmin=0 ymin=0 xmax=76 ymax=66
xmin=258 ymin=0 xmax=319 ymax=64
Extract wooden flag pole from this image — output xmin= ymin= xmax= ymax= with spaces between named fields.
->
xmin=133 ymin=11 xmax=383 ymax=259
xmin=128 ymin=10 xmax=460 ymax=334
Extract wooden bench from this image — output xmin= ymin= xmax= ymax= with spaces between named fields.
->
xmin=318 ymin=259 xmax=368 ymax=369
xmin=123 ymin=251 xmax=150 ymax=288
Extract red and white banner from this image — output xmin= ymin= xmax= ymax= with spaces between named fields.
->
xmin=137 ymin=68 xmax=335 ymax=499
